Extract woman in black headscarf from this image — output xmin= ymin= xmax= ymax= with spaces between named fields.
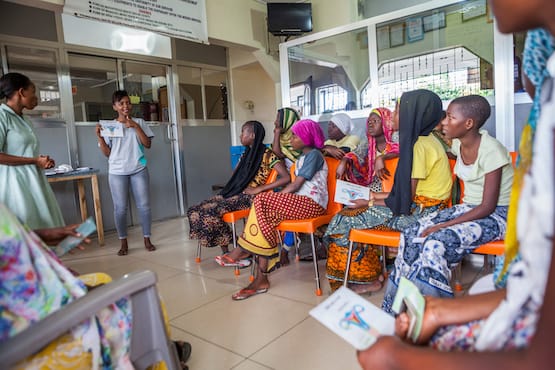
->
xmin=187 ymin=121 xmax=290 ymax=254
xmin=324 ymin=89 xmax=453 ymax=293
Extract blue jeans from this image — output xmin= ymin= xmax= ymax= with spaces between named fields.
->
xmin=108 ymin=167 xmax=152 ymax=239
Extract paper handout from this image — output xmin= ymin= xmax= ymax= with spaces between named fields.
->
xmin=309 ymin=287 xmax=395 ymax=350
xmin=334 ymin=180 xmax=371 ymax=205
xmin=99 ymin=120 xmax=124 ymax=137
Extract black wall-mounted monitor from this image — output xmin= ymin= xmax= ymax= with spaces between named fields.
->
xmin=267 ymin=3 xmax=312 ymax=36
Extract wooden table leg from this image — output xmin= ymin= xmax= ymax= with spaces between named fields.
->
xmin=77 ymin=179 xmax=88 ymax=222
xmin=90 ymin=174 xmax=105 ymax=246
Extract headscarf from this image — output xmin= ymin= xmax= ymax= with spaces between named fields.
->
xmin=344 ymin=108 xmax=398 ymax=186
xmin=330 ymin=113 xmax=353 ymax=136
xmin=291 ymin=119 xmax=325 ymax=149
xmin=277 ymin=107 xmax=301 ymax=162
xmin=501 ymin=28 xmax=555 ymax=278
xmin=385 ymin=90 xmax=443 ymax=216
xmin=219 ymin=121 xmax=266 ymax=198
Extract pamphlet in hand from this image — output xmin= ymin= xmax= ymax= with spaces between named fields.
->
xmin=309 ymin=286 xmax=395 ymax=350
xmin=334 ymin=179 xmax=371 ymax=206
xmin=99 ymin=120 xmax=124 ymax=137
xmin=391 ymin=277 xmax=426 ymax=343
xmin=54 ymin=217 xmax=96 ymax=257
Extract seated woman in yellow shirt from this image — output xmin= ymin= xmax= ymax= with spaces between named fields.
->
xmin=322 ymin=113 xmax=361 ymax=160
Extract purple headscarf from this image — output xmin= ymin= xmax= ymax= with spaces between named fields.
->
xmin=291 ymin=119 xmax=325 ymax=149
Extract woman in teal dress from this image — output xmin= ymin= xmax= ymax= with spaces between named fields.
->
xmin=0 ymin=72 xmax=64 ymax=228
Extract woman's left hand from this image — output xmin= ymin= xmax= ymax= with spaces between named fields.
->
xmin=420 ymin=223 xmax=444 ymax=237
xmin=35 ymin=225 xmax=91 ymax=247
xmin=357 ymin=336 xmax=403 ymax=370
xmin=243 ymin=187 xmax=260 ymax=196
xmin=123 ymin=116 xmax=138 ymax=128
xmin=347 ymin=198 xmax=370 ymax=209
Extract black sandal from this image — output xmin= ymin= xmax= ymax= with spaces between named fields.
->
xmin=117 ymin=247 xmax=128 ymax=256
xmin=173 ymin=340 xmax=191 ymax=369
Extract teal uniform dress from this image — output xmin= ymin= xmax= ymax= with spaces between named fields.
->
xmin=0 ymin=104 xmax=64 ymax=228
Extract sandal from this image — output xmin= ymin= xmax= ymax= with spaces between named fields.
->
xmin=215 ymin=254 xmax=252 ymax=268
xmin=145 ymin=244 xmax=156 ymax=252
xmin=232 ymin=287 xmax=268 ymax=301
xmin=117 ymin=247 xmax=128 ymax=256
xmin=173 ymin=340 xmax=191 ymax=368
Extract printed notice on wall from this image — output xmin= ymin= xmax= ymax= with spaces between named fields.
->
xmin=64 ymin=0 xmax=208 ymax=43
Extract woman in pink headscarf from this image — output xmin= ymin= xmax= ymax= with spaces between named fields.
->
xmin=215 ymin=119 xmax=329 ymax=300
xmin=338 ymin=108 xmax=399 ymax=191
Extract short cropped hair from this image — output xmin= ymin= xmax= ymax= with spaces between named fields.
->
xmin=450 ymin=95 xmax=491 ymax=128
xmin=112 ymin=90 xmax=129 ymax=104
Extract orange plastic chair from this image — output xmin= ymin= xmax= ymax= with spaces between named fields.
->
xmin=276 ymin=157 xmax=342 ymax=296
xmin=195 ymin=169 xmax=279 ymax=278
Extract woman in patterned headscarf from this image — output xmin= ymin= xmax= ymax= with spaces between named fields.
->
xmin=271 ymin=107 xmax=301 ymax=168
xmin=338 ymin=107 xmax=399 ymax=191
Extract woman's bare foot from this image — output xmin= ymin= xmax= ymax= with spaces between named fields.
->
xmin=144 ymin=237 xmax=156 ymax=251
xmin=280 ymin=249 xmax=290 ymax=266
xmin=117 ymin=239 xmax=129 ymax=256
xmin=220 ymin=246 xmax=229 ymax=254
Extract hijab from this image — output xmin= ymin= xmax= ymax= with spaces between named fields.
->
xmin=219 ymin=121 xmax=266 ymax=198
xmin=385 ymin=89 xmax=443 ymax=215
xmin=344 ymin=108 xmax=398 ymax=186
xmin=502 ymin=28 xmax=555 ymax=278
xmin=330 ymin=113 xmax=353 ymax=136
xmin=291 ymin=119 xmax=325 ymax=149
xmin=277 ymin=107 xmax=301 ymax=161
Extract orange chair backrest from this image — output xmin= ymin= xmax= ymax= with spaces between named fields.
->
xmin=290 ymin=157 xmax=342 ymax=215
xmin=381 ymin=157 xmax=398 ymax=193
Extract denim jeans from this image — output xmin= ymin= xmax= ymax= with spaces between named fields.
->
xmin=108 ymin=167 xmax=152 ymax=239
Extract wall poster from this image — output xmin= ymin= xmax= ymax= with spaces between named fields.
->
xmin=64 ymin=0 xmax=208 ymax=43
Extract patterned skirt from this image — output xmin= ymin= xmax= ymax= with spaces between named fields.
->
xmin=324 ymin=198 xmax=448 ymax=288
xmin=237 ymin=192 xmax=325 ymax=272
xmin=187 ymin=193 xmax=254 ymax=248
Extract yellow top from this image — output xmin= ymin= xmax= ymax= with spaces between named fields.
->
xmin=324 ymin=134 xmax=360 ymax=152
xmin=411 ymin=135 xmax=453 ymax=200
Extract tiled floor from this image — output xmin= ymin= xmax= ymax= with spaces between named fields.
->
xmin=62 ymin=218 xmax=489 ymax=370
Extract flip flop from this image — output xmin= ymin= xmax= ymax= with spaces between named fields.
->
xmin=232 ymin=287 xmax=268 ymax=301
xmin=117 ymin=248 xmax=128 ymax=256
xmin=215 ymin=254 xmax=252 ymax=268
xmin=173 ymin=340 xmax=192 ymax=367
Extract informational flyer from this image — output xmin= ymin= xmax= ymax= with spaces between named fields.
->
xmin=334 ymin=180 xmax=371 ymax=205
xmin=309 ymin=287 xmax=395 ymax=350
xmin=99 ymin=120 xmax=124 ymax=138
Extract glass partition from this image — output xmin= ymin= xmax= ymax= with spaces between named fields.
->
xmin=122 ymin=61 xmax=168 ymax=122
xmin=177 ymin=66 xmax=203 ymax=120
xmin=69 ymin=54 xmax=118 ymax=122
xmin=202 ymin=69 xmax=228 ymax=120
xmin=5 ymin=45 xmax=60 ymax=118
xmin=287 ymin=27 xmax=369 ymax=115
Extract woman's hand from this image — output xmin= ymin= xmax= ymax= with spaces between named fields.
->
xmin=324 ymin=146 xmax=346 ymax=160
xmin=123 ymin=116 xmax=138 ymax=128
xmin=243 ymin=186 xmax=261 ymax=196
xmin=420 ymin=223 xmax=445 ymax=238
xmin=395 ymin=296 xmax=443 ymax=344
xmin=347 ymin=198 xmax=370 ymax=209
xmin=36 ymin=155 xmax=55 ymax=169
xmin=35 ymin=224 xmax=91 ymax=247
xmin=336 ymin=159 xmax=347 ymax=179
xmin=95 ymin=123 xmax=103 ymax=138
xmin=357 ymin=336 xmax=403 ymax=370
xmin=374 ymin=156 xmax=389 ymax=180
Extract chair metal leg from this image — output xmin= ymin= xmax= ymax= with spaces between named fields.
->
xmin=381 ymin=246 xmax=387 ymax=278
xmin=231 ymin=222 xmax=240 ymax=276
xmin=250 ymin=255 xmax=257 ymax=282
xmin=310 ymin=233 xmax=322 ymax=296
xmin=452 ymin=263 xmax=463 ymax=292
xmin=295 ymin=232 xmax=301 ymax=261
xmin=195 ymin=241 xmax=201 ymax=263
xmin=343 ymin=240 xmax=355 ymax=288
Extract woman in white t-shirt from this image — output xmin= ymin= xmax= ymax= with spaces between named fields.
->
xmin=96 ymin=90 xmax=155 ymax=256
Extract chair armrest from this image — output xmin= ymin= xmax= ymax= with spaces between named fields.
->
xmin=0 ymin=270 xmax=174 ymax=369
